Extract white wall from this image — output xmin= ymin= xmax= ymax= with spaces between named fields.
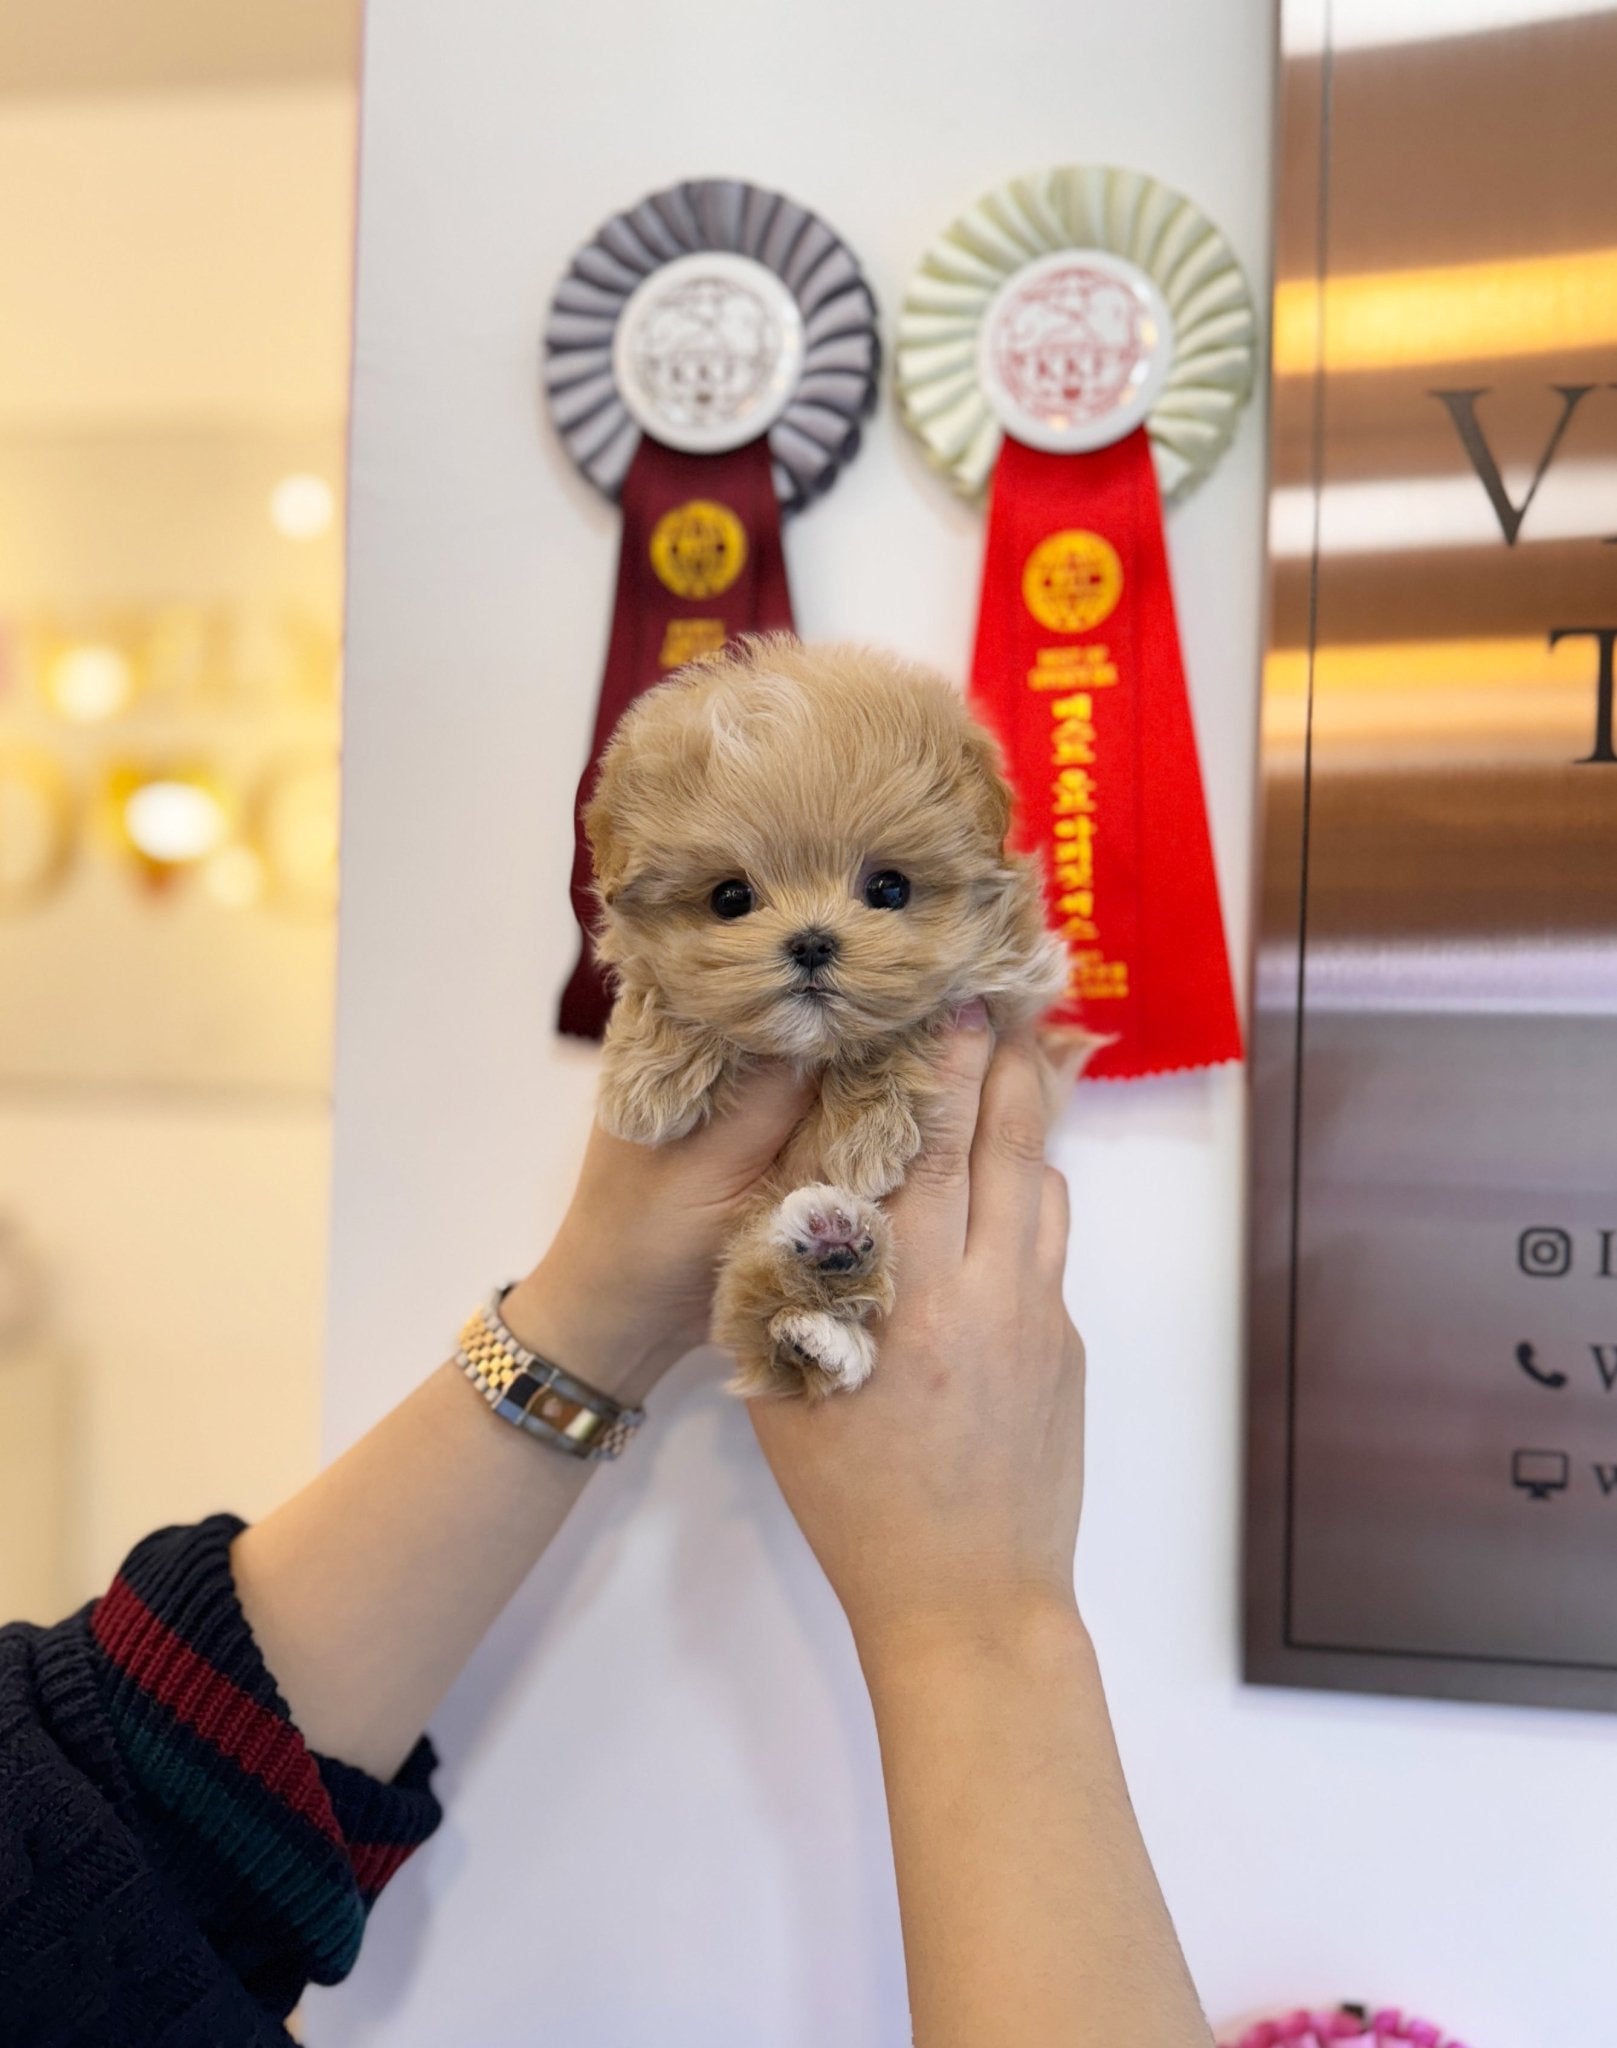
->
xmin=321 ymin=3 xmax=1614 ymax=2042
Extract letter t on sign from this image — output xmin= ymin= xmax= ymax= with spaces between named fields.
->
xmin=1549 ymin=626 xmax=1617 ymax=765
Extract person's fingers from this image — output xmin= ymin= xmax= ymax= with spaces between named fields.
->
xmin=682 ymin=1061 xmax=817 ymax=1194
xmin=885 ymin=1000 xmax=993 ymax=1269
xmin=1036 ymin=1164 xmax=1070 ymax=1274
xmin=964 ymin=1032 xmax=1050 ymax=1263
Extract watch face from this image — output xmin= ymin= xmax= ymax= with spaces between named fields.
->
xmin=977 ymin=248 xmax=1175 ymax=454
xmin=611 ymin=251 xmax=806 ymax=454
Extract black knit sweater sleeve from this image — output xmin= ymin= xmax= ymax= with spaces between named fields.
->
xmin=0 ymin=1515 xmax=442 ymax=2046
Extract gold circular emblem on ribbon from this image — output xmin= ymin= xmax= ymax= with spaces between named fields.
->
xmin=649 ymin=499 xmax=747 ymax=600
xmin=1022 ymin=529 xmax=1123 ymax=633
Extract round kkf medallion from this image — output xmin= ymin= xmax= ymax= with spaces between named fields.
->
xmin=979 ymin=250 xmax=1173 ymax=455
xmin=544 ymin=179 xmax=880 ymax=513
xmin=895 ymin=165 xmax=1257 ymax=504
xmin=613 ymin=252 xmax=806 ymax=455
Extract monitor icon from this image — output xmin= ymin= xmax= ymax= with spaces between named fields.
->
xmin=1512 ymin=1448 xmax=1570 ymax=1501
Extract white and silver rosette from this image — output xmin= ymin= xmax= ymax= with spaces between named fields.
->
xmin=896 ymin=166 xmax=1256 ymax=504
xmin=545 ymin=180 xmax=880 ymax=515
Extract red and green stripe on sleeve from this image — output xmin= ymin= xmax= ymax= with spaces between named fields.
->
xmin=88 ymin=1517 xmax=440 ymax=2017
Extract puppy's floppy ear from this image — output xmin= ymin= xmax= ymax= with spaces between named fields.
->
xmin=583 ymin=750 xmax=631 ymax=907
xmin=958 ymin=715 xmax=1015 ymax=850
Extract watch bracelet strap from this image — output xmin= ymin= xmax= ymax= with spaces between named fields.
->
xmin=454 ymin=1287 xmax=644 ymax=1461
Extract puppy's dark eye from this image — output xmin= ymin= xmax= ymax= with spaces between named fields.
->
xmin=710 ymin=879 xmax=755 ymax=920
xmin=863 ymin=869 xmax=911 ymax=911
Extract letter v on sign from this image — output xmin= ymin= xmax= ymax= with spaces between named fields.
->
xmin=1430 ymin=384 xmax=1597 ymax=543
xmin=1592 ymin=1344 xmax=1617 ymax=1392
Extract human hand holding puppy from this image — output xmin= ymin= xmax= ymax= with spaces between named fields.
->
xmin=749 ymin=1007 xmax=1085 ymax=1650
xmin=752 ymin=1014 xmax=1209 ymax=2048
xmin=499 ymin=1057 xmax=815 ymax=1406
xmin=584 ymin=636 xmax=1068 ymax=1399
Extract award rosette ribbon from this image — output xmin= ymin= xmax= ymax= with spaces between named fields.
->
xmin=545 ymin=179 xmax=879 ymax=1038
xmin=897 ymin=167 xmax=1257 ymax=1080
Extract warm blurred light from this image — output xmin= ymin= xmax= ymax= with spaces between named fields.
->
xmin=1266 ymin=636 xmax=1546 ymax=699
xmin=1261 ymin=634 xmax=1596 ymax=756
xmin=269 ymin=473 xmax=335 ymax=540
xmin=124 ymin=778 xmax=227 ymax=864
xmin=204 ymin=844 xmax=265 ymax=909
xmin=255 ymin=755 xmax=339 ymax=909
xmin=144 ymin=607 xmax=214 ymax=697
xmin=44 ymin=642 xmax=133 ymax=723
xmin=1273 ymin=247 xmax=1617 ymax=375
xmin=0 ymin=746 xmax=74 ymax=909
xmin=283 ymin=807 xmax=337 ymax=879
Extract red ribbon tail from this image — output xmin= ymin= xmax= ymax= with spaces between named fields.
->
xmin=967 ymin=429 xmax=1241 ymax=1081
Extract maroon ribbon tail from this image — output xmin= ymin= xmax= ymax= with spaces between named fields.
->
xmin=556 ymin=432 xmax=795 ymax=1040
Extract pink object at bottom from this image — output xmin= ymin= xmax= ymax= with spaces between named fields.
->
xmin=1219 ymin=2009 xmax=1470 ymax=2048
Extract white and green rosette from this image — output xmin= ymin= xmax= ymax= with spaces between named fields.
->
xmin=895 ymin=165 xmax=1257 ymax=504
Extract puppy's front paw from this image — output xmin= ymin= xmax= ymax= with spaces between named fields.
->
xmin=715 ymin=1182 xmax=894 ymax=1400
xmin=769 ymin=1309 xmax=876 ymax=1393
xmin=771 ymin=1184 xmax=884 ymax=1282
xmin=596 ymin=995 xmax=727 ymax=1145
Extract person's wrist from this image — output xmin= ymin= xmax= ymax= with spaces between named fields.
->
xmin=497 ymin=1255 xmax=683 ymax=1408
xmin=851 ymin=1583 xmax=1090 ymax=1699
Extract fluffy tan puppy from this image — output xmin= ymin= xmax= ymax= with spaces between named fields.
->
xmin=586 ymin=635 xmax=1067 ymax=1399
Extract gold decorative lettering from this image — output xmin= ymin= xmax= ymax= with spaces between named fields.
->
xmin=658 ymin=617 xmax=729 ymax=668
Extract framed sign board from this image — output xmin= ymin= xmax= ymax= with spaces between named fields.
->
xmin=1245 ymin=0 xmax=1617 ymax=1710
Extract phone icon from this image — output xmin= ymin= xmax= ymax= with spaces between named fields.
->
xmin=1515 ymin=1341 xmax=1568 ymax=1390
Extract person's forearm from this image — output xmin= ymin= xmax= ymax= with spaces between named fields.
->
xmin=231 ymin=1266 xmax=664 ymax=1781
xmin=860 ymin=1599 xmax=1210 ymax=2048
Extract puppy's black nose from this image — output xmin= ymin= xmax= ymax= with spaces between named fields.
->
xmin=785 ymin=929 xmax=839 ymax=974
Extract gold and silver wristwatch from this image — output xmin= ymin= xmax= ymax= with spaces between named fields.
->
xmin=454 ymin=1288 xmax=645 ymax=1462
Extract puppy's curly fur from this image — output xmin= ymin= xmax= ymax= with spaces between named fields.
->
xmin=586 ymin=636 xmax=1067 ymax=1398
